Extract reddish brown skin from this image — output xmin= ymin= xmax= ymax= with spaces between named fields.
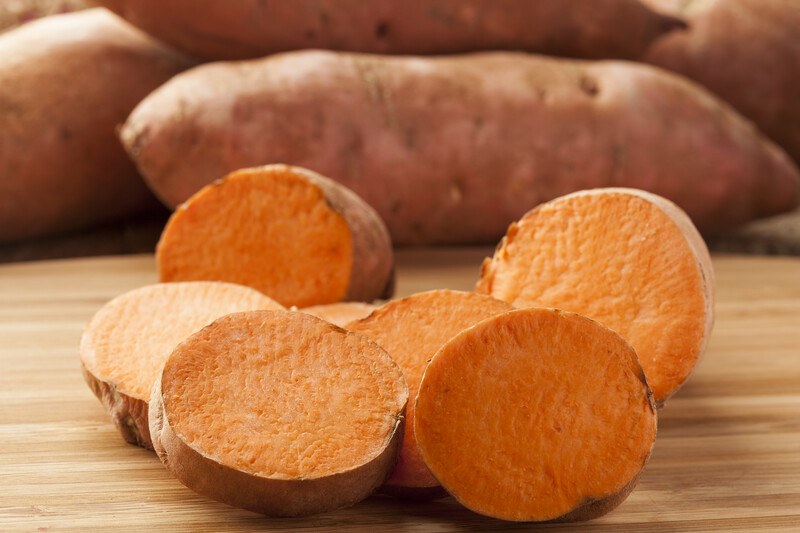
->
xmin=0 ymin=9 xmax=195 ymax=243
xmin=122 ymin=51 xmax=800 ymax=245
xmin=644 ymin=0 xmax=800 ymax=165
xmin=82 ymin=362 xmax=151 ymax=449
xmin=94 ymin=0 xmax=682 ymax=61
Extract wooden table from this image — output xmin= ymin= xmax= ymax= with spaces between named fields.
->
xmin=1 ymin=250 xmax=799 ymax=532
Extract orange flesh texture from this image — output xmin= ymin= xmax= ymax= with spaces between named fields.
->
xmin=156 ymin=166 xmax=354 ymax=308
xmin=476 ymin=190 xmax=709 ymax=404
xmin=415 ymin=308 xmax=657 ymax=522
xmin=80 ymin=282 xmax=283 ymax=400
xmin=301 ymin=302 xmax=377 ymax=327
xmin=161 ymin=310 xmax=407 ymax=479
xmin=346 ymin=290 xmax=513 ymax=491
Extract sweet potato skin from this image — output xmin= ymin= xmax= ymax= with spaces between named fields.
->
xmin=644 ymin=0 xmax=800 ymax=165
xmin=291 ymin=166 xmax=395 ymax=302
xmin=0 ymin=9 xmax=194 ymax=244
xmin=95 ymin=0 xmax=681 ymax=61
xmin=122 ymin=50 xmax=800 ymax=245
xmin=82 ymin=362 xmax=151 ymax=448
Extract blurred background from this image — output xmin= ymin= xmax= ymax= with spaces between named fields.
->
xmin=1 ymin=0 xmax=798 ymax=263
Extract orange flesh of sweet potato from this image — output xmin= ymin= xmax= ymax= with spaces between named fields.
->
xmin=79 ymin=281 xmax=283 ymax=449
xmin=476 ymin=188 xmax=714 ymax=405
xmin=301 ymin=301 xmax=377 ymax=327
xmin=156 ymin=164 xmax=394 ymax=308
xmin=415 ymin=307 xmax=657 ymax=522
xmin=346 ymin=290 xmax=513 ymax=498
xmin=149 ymin=310 xmax=407 ymax=517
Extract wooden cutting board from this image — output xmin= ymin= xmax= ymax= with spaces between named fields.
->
xmin=1 ymin=250 xmax=798 ymax=532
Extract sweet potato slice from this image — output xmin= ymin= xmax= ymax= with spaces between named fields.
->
xmin=156 ymin=164 xmax=394 ymax=308
xmin=301 ymin=301 xmax=377 ymax=327
xmin=80 ymin=282 xmax=283 ymax=449
xmin=149 ymin=310 xmax=407 ymax=517
xmin=476 ymin=188 xmax=714 ymax=405
xmin=415 ymin=307 xmax=657 ymax=522
xmin=346 ymin=290 xmax=513 ymax=498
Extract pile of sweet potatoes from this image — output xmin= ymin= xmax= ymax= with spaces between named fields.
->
xmin=0 ymin=1 xmax=798 ymax=249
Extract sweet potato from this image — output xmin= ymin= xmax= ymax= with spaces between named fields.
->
xmin=346 ymin=290 xmax=513 ymax=499
xmin=0 ymin=9 xmax=194 ymax=244
xmin=643 ymin=0 xmax=800 ymax=164
xmin=476 ymin=188 xmax=715 ymax=406
xmin=94 ymin=0 xmax=682 ymax=61
xmin=0 ymin=0 xmax=87 ymax=33
xmin=415 ymin=307 xmax=657 ymax=522
xmin=80 ymin=281 xmax=283 ymax=449
xmin=156 ymin=164 xmax=394 ymax=308
xmin=121 ymin=50 xmax=800 ymax=245
xmin=301 ymin=302 xmax=377 ymax=327
xmin=150 ymin=310 xmax=407 ymax=517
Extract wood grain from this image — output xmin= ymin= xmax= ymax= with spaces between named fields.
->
xmin=1 ymin=250 xmax=798 ymax=532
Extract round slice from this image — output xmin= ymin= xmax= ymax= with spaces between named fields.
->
xmin=149 ymin=310 xmax=408 ymax=517
xmin=156 ymin=164 xmax=394 ymax=308
xmin=80 ymin=281 xmax=283 ymax=449
xmin=415 ymin=307 xmax=657 ymax=522
xmin=346 ymin=290 xmax=513 ymax=499
xmin=476 ymin=188 xmax=715 ymax=405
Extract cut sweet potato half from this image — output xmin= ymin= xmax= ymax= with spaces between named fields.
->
xmin=415 ymin=307 xmax=657 ymax=522
xmin=346 ymin=290 xmax=513 ymax=499
xmin=476 ymin=188 xmax=714 ymax=405
xmin=301 ymin=301 xmax=377 ymax=327
xmin=149 ymin=310 xmax=407 ymax=517
xmin=80 ymin=281 xmax=283 ymax=449
xmin=156 ymin=164 xmax=394 ymax=308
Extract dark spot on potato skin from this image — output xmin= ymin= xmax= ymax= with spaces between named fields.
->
xmin=580 ymin=76 xmax=600 ymax=97
xmin=375 ymin=22 xmax=389 ymax=39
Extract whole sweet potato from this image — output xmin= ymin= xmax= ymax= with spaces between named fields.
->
xmin=94 ymin=0 xmax=683 ymax=61
xmin=0 ymin=9 xmax=195 ymax=243
xmin=643 ymin=0 xmax=800 ymax=165
xmin=122 ymin=51 xmax=800 ymax=245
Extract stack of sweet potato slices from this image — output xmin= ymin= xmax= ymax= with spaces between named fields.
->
xmin=80 ymin=181 xmax=714 ymax=521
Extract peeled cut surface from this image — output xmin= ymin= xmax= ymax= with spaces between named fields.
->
xmin=156 ymin=164 xmax=394 ymax=308
xmin=476 ymin=188 xmax=715 ymax=405
xmin=346 ymin=290 xmax=513 ymax=498
xmin=80 ymin=282 xmax=283 ymax=449
xmin=415 ymin=308 xmax=657 ymax=522
xmin=301 ymin=301 xmax=377 ymax=327
xmin=149 ymin=310 xmax=408 ymax=517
